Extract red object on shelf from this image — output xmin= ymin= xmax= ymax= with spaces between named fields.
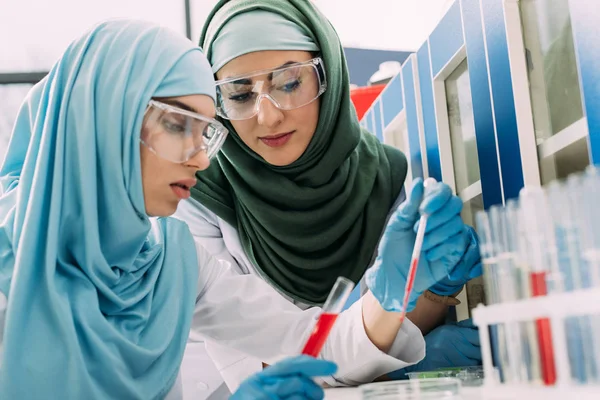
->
xmin=350 ymin=84 xmax=386 ymax=120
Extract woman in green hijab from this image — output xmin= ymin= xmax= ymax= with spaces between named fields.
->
xmin=176 ymin=0 xmax=482 ymax=391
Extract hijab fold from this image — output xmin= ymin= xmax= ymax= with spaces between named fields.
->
xmin=192 ymin=0 xmax=407 ymax=305
xmin=0 ymin=19 xmax=214 ymax=399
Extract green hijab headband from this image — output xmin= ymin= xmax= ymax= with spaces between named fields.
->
xmin=192 ymin=0 xmax=407 ymax=305
xmin=210 ymin=9 xmax=319 ymax=73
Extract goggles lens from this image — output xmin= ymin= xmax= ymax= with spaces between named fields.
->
xmin=141 ymin=100 xmax=228 ymax=163
xmin=216 ymin=57 xmax=327 ymax=121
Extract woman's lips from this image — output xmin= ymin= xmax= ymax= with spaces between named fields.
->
xmin=169 ymin=178 xmax=196 ymax=200
xmin=259 ymin=131 xmax=294 ymax=147
xmin=170 ymin=184 xmax=191 ymax=199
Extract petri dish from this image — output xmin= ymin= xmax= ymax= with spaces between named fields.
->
xmin=360 ymin=377 xmax=461 ymax=399
xmin=406 ymin=366 xmax=484 ymax=387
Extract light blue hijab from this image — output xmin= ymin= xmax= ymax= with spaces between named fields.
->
xmin=0 ymin=19 xmax=214 ymax=399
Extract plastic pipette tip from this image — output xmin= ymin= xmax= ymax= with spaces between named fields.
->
xmin=399 ymin=178 xmax=437 ymax=322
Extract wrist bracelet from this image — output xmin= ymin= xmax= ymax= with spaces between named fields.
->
xmin=423 ymin=289 xmax=462 ymax=306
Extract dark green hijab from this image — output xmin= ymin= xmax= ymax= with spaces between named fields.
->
xmin=192 ymin=0 xmax=407 ymax=305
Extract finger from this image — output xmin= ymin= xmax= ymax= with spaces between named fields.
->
xmin=457 ymin=318 xmax=476 ymax=329
xmin=468 ymin=261 xmax=483 ymax=279
xmin=421 ymin=218 xmax=466 ymax=251
xmin=415 ymin=196 xmax=463 ymax=233
xmin=458 ymin=325 xmax=481 ymax=347
xmin=424 ymin=229 xmax=468 ymax=262
xmin=263 ymin=376 xmax=325 ymax=399
xmin=457 ymin=339 xmax=482 ymax=361
xmin=261 ymin=356 xmax=337 ymax=378
xmin=285 ymin=384 xmax=325 ymax=400
xmin=388 ymin=179 xmax=424 ymax=231
xmin=419 ymin=183 xmax=453 ymax=216
xmin=399 ymin=178 xmax=425 ymax=216
xmin=284 ymin=394 xmax=323 ymax=400
xmin=458 ymin=353 xmax=482 ymax=366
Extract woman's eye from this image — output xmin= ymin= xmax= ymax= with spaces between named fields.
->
xmin=228 ymin=92 xmax=255 ymax=103
xmin=279 ymin=80 xmax=301 ymax=93
xmin=161 ymin=118 xmax=186 ymax=134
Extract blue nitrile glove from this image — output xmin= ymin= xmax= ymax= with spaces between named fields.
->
xmin=230 ymin=355 xmax=337 ymax=400
xmin=429 ymin=226 xmax=483 ymax=296
xmin=365 ymin=178 xmax=470 ymax=312
xmin=388 ymin=319 xmax=482 ymax=380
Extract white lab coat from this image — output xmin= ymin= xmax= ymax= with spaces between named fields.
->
xmin=0 ymin=189 xmax=426 ymax=398
xmin=0 ymin=238 xmax=424 ymax=399
xmin=174 ymin=193 xmax=426 ymax=392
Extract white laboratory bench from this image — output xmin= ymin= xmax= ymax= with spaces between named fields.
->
xmin=324 ymin=386 xmax=484 ymax=400
xmin=325 ymin=385 xmax=600 ymax=399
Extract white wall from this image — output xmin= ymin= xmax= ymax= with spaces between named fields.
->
xmin=0 ymin=0 xmax=455 ymax=164
xmin=191 ymin=0 xmax=455 ymax=51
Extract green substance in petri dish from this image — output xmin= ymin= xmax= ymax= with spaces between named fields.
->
xmin=416 ymin=367 xmax=465 ymax=379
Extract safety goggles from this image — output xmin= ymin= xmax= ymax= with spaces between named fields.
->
xmin=140 ymin=100 xmax=228 ymax=163
xmin=215 ymin=57 xmax=327 ymax=121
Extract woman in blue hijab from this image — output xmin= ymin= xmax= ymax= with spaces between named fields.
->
xmin=0 ymin=19 xmax=335 ymax=399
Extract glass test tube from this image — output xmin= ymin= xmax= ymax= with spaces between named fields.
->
xmin=520 ymin=187 xmax=557 ymax=385
xmin=577 ymin=166 xmax=600 ymax=382
xmin=301 ymin=276 xmax=354 ymax=357
xmin=476 ymin=205 xmax=532 ymax=384
xmin=547 ymin=178 xmax=595 ymax=384
xmin=508 ymin=199 xmax=542 ymax=384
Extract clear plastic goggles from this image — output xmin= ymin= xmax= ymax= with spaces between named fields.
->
xmin=140 ymin=100 xmax=228 ymax=163
xmin=215 ymin=57 xmax=327 ymax=121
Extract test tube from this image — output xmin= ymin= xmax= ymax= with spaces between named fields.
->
xmin=580 ymin=165 xmax=600 ymax=288
xmin=576 ymin=166 xmax=600 ymax=382
xmin=520 ymin=187 xmax=558 ymax=385
xmin=476 ymin=205 xmax=530 ymax=383
xmin=547 ymin=178 xmax=595 ymax=384
xmin=301 ymin=276 xmax=354 ymax=357
xmin=507 ymin=199 xmax=542 ymax=384
xmin=475 ymin=208 xmax=503 ymax=382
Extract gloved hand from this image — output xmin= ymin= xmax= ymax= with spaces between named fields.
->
xmin=230 ymin=355 xmax=337 ymax=400
xmin=429 ymin=226 xmax=483 ymax=296
xmin=389 ymin=319 xmax=482 ymax=380
xmin=366 ymin=178 xmax=471 ymax=312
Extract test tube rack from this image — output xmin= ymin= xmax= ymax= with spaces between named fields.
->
xmin=472 ymin=287 xmax=600 ymax=399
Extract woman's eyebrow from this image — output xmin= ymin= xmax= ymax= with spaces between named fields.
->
xmin=161 ymin=99 xmax=198 ymax=113
xmin=223 ymin=60 xmax=301 ymax=81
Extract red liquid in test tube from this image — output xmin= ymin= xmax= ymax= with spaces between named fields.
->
xmin=301 ymin=313 xmax=339 ymax=357
xmin=301 ymin=276 xmax=354 ymax=358
xmin=530 ymin=271 xmax=557 ymax=385
xmin=520 ymin=186 xmax=558 ymax=386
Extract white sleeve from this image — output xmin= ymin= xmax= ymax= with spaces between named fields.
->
xmin=193 ymin=240 xmax=319 ymax=360
xmin=319 ymin=300 xmax=425 ymax=387
xmin=0 ymin=291 xmax=6 ymax=359
xmin=192 ymin=241 xmax=425 ymax=390
xmin=174 ymin=199 xmax=242 ymax=273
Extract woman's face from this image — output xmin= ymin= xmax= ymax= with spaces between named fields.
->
xmin=140 ymin=94 xmax=214 ymax=217
xmin=216 ymin=50 xmax=320 ymax=166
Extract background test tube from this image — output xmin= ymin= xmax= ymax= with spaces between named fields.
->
xmin=547 ymin=178 xmax=595 ymax=383
xmin=476 ymin=208 xmax=504 ymax=383
xmin=301 ymin=276 xmax=354 ymax=357
xmin=476 ymin=205 xmax=532 ymax=384
xmin=508 ymin=199 xmax=542 ymax=384
xmin=577 ymin=166 xmax=600 ymax=382
xmin=520 ymin=187 xmax=558 ymax=385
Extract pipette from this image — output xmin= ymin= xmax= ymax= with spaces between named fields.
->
xmin=301 ymin=276 xmax=354 ymax=357
xmin=399 ymin=177 xmax=437 ymax=324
